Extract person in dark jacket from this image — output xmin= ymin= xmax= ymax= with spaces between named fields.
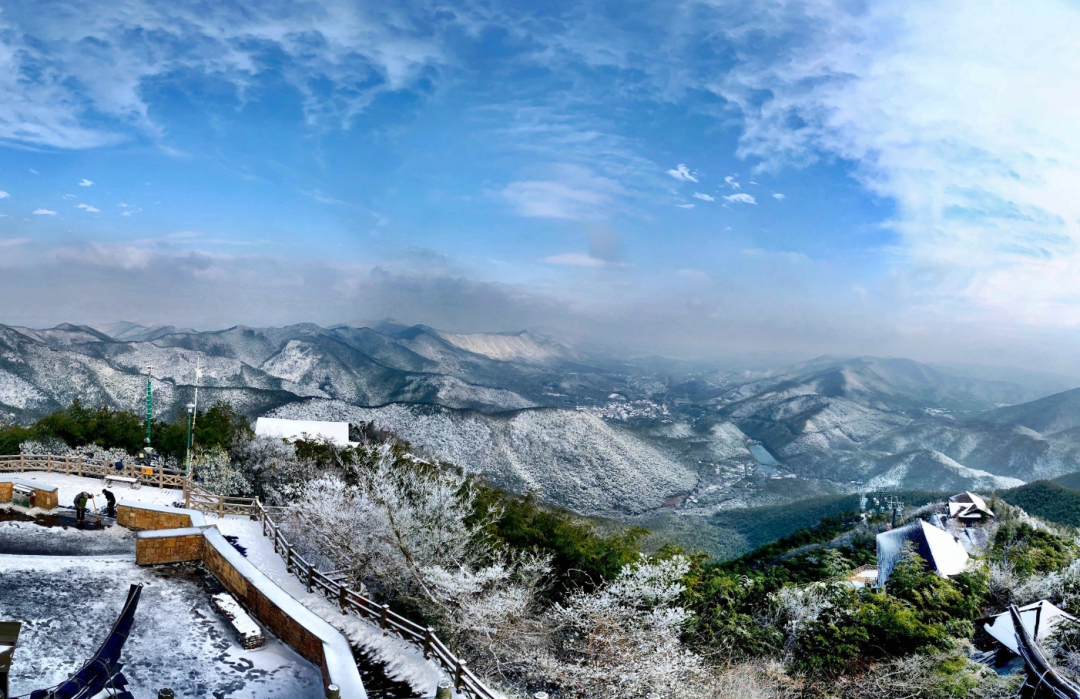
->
xmin=101 ymin=489 xmax=116 ymax=518
xmin=74 ymin=491 xmax=90 ymax=524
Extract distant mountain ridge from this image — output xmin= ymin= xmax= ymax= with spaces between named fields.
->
xmin=5 ymin=320 xmax=1080 ymax=517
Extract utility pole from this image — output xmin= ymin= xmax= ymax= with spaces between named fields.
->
xmin=185 ymin=403 xmax=196 ymax=479
xmin=144 ymin=365 xmax=153 ymax=450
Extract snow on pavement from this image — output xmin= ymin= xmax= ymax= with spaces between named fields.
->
xmin=0 ymin=518 xmax=135 ymax=556
xmin=215 ymin=517 xmax=447 ymax=696
xmin=3 ymin=471 xmax=453 ymax=697
xmin=0 ymin=555 xmax=325 ymax=699
xmin=6 ymin=471 xmax=184 ymax=510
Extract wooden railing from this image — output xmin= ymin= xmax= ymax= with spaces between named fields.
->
xmin=0 ymin=453 xmax=188 ymax=489
xmin=0 ymin=454 xmax=501 ymax=699
xmin=253 ymin=499 xmax=498 ymax=699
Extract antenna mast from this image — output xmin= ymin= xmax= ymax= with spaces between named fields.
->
xmin=144 ymin=365 xmax=153 ymax=449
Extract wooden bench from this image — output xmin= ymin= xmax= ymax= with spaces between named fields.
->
xmin=104 ymin=474 xmax=140 ymax=489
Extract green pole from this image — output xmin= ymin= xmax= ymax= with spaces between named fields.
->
xmin=145 ymin=366 xmax=152 ymax=448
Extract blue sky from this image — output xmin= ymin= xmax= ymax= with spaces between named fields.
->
xmin=1 ymin=0 xmax=1079 ymax=369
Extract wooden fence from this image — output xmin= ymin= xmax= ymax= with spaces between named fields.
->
xmin=0 ymin=454 xmax=500 ymax=699
xmin=0 ymin=453 xmax=188 ymax=489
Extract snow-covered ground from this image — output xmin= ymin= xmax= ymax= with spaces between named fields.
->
xmin=1 ymin=471 xmax=458 ymax=697
xmin=0 ymin=518 xmax=135 ymax=555
xmin=0 ymin=555 xmax=325 ymax=699
xmin=7 ymin=471 xmax=185 ymax=510
xmin=215 ymin=517 xmax=446 ymax=696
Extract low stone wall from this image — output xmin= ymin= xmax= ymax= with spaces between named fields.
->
xmin=136 ymin=528 xmax=205 ymax=565
xmin=133 ymin=524 xmax=366 ymax=698
xmin=203 ymin=539 xmax=328 ymax=667
xmin=0 ymin=478 xmax=59 ymax=510
xmin=117 ymin=502 xmax=199 ymax=531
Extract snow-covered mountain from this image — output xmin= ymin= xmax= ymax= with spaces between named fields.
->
xmin=5 ymin=321 xmax=1080 ymax=517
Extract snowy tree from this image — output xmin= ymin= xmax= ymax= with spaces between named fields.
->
xmin=19 ymin=438 xmax=130 ymax=465
xmin=192 ymin=446 xmax=251 ymax=496
xmin=533 ymin=555 xmax=713 ymax=699
xmin=283 ymin=445 xmax=556 ymax=682
xmin=234 ymin=435 xmax=314 ymax=504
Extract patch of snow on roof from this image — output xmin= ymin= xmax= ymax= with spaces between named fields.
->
xmin=877 ymin=519 xmax=970 ymax=586
xmin=984 ymin=600 xmax=1078 ymax=655
xmin=255 ymin=417 xmax=351 ymax=447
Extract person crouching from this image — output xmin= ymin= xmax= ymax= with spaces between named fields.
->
xmin=101 ymin=488 xmax=116 ymax=518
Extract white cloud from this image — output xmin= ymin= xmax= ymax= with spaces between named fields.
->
xmin=724 ymin=175 xmax=740 ymax=189
xmin=122 ymin=211 xmax=132 ymax=217
xmin=56 ymin=243 xmax=154 ymax=270
xmin=772 ymin=193 xmax=785 ymax=200
xmin=693 ymin=192 xmax=715 ymax=202
xmin=76 ymin=203 xmax=101 ymax=212
xmin=33 ymin=209 xmax=56 ymax=215
xmin=0 ymin=191 xmax=9 ymax=199
xmin=716 ymin=0 xmax=1080 ymax=326
xmin=62 ymin=194 xmax=76 ymax=200
xmin=29 ymin=169 xmax=38 ymax=174
xmin=541 ymin=252 xmax=606 ymax=267
xmin=723 ymin=193 xmax=757 ymax=205
xmin=501 ymin=165 xmax=623 ymax=220
xmin=676 ymin=203 xmax=695 ymax=209
xmin=0 ymin=2 xmax=464 ymax=149
xmin=78 ymin=179 xmax=93 ymax=187
xmin=676 ymin=268 xmax=712 ymax=282
xmin=666 ymin=164 xmax=698 ymax=182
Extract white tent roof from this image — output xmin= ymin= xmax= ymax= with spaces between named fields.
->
xmin=984 ymin=600 xmax=1077 ymax=655
xmin=877 ymin=519 xmax=970 ymax=586
xmin=255 ymin=417 xmax=352 ymax=447
xmin=948 ymin=492 xmax=994 ymax=518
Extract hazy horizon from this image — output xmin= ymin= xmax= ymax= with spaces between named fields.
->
xmin=3 ymin=1 xmax=1080 ymax=373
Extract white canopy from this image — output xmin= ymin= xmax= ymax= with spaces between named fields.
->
xmin=877 ymin=519 xmax=970 ymax=586
xmin=984 ymin=600 xmax=1077 ymax=655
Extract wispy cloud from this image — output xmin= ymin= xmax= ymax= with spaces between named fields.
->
xmin=541 ymin=252 xmax=606 ymax=267
xmin=724 ymin=176 xmax=740 ymax=190
xmin=0 ymin=191 xmax=9 ymax=199
xmin=693 ymin=192 xmax=715 ymax=202
xmin=723 ymin=193 xmax=756 ymax=205
xmin=666 ymin=164 xmax=698 ymax=182
xmin=714 ymin=0 xmax=1080 ymax=326
xmin=772 ymin=193 xmax=785 ymax=200
xmin=303 ymin=190 xmax=347 ymax=206
xmin=676 ymin=203 xmax=695 ymax=209
xmin=0 ymin=1 xmax=469 ymax=149
xmin=76 ymin=203 xmax=101 ymax=213
xmin=0 ymin=238 xmax=29 ymax=247
xmin=501 ymin=165 xmax=623 ymax=220
xmin=33 ymin=209 xmax=56 ymax=216
xmin=78 ymin=179 xmax=93 ymax=187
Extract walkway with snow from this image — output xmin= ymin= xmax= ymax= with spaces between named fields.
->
xmin=0 ymin=554 xmax=325 ymax=699
xmin=0 ymin=471 xmax=446 ymax=697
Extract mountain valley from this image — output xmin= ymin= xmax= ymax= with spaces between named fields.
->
xmin=4 ymin=320 xmax=1080 ymax=543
